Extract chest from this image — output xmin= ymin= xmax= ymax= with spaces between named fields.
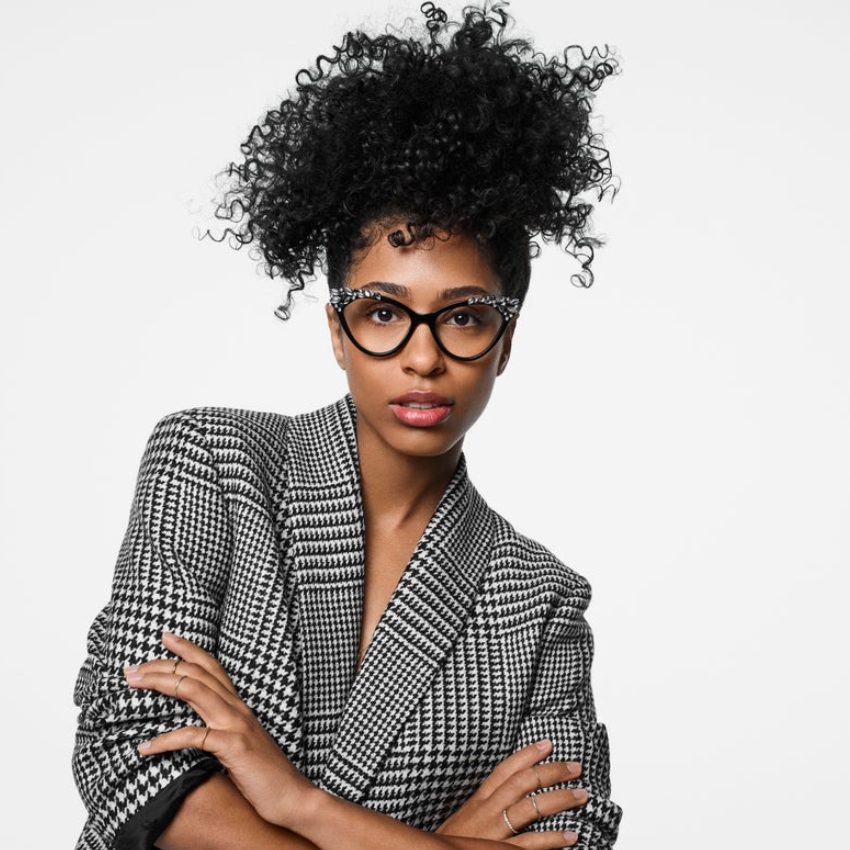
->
xmin=359 ymin=521 xmax=426 ymax=657
xmin=355 ymin=622 xmax=537 ymax=827
xmin=219 ymin=500 xmax=546 ymax=819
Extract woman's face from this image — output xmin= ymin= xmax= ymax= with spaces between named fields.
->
xmin=326 ymin=227 xmax=515 ymax=468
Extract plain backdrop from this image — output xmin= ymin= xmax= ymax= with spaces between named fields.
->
xmin=2 ymin=1 xmax=848 ymax=847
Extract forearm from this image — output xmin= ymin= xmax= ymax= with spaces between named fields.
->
xmin=158 ymin=774 xmax=513 ymax=850
xmin=287 ymin=786 xmax=516 ymax=850
xmin=156 ymin=774 xmax=319 ymax=850
xmin=133 ymin=636 xmax=521 ymax=850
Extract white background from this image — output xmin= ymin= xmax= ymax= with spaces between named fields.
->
xmin=2 ymin=1 xmax=848 ymax=847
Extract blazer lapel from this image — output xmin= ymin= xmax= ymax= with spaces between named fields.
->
xmin=286 ymin=396 xmax=366 ymax=781
xmin=320 ymin=459 xmax=494 ymax=801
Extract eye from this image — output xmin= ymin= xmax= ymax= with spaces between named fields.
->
xmin=441 ymin=304 xmax=488 ymax=329
xmin=363 ymin=303 xmax=404 ymax=325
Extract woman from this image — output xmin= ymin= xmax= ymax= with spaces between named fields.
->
xmin=73 ymin=3 xmax=622 ymax=848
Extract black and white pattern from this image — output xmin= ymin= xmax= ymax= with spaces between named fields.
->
xmin=73 ymin=396 xmax=622 ymax=848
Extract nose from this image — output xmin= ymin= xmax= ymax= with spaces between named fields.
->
xmin=399 ymin=322 xmax=446 ymax=376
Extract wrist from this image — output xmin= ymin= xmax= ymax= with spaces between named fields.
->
xmin=275 ymin=781 xmax=328 ymax=835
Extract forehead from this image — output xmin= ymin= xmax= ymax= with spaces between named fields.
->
xmin=346 ymin=229 xmax=502 ymax=299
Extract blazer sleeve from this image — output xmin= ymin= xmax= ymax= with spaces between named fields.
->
xmin=72 ymin=411 xmax=233 ymax=850
xmin=513 ymin=580 xmax=623 ymax=849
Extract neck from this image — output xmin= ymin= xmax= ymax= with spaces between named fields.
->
xmin=356 ymin=429 xmax=462 ymax=531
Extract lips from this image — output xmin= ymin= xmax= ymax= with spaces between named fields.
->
xmin=390 ymin=392 xmax=453 ymax=427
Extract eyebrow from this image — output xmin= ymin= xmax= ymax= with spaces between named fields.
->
xmin=364 ymin=281 xmax=494 ymax=300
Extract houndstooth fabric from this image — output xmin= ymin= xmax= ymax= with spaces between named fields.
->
xmin=73 ymin=395 xmax=622 ymax=848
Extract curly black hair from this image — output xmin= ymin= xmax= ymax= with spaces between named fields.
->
xmin=213 ymin=1 xmax=617 ymax=317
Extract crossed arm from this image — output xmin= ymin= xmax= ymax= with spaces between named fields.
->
xmin=128 ymin=633 xmax=588 ymax=850
xmin=73 ymin=414 xmax=617 ymax=850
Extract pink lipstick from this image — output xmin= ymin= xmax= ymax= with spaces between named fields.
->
xmin=390 ymin=392 xmax=453 ymax=427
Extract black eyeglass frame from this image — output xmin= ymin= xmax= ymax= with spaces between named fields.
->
xmin=329 ymin=286 xmax=521 ymax=361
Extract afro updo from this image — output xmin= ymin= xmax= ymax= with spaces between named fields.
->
xmin=213 ymin=1 xmax=618 ymax=317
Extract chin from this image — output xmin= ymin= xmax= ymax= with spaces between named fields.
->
xmin=384 ymin=423 xmax=466 ymax=462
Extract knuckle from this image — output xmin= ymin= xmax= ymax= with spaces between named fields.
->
xmin=520 ymin=796 xmax=538 ymax=820
xmin=208 ymin=659 xmax=227 ymax=677
xmin=231 ymin=713 xmax=255 ymax=736
xmin=536 ymin=792 xmax=557 ymax=817
xmin=231 ymin=731 xmax=253 ymax=755
xmin=505 ymin=771 xmax=531 ymax=796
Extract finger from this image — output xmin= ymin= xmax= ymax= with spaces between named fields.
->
xmin=527 ymin=760 xmax=583 ymax=791
xmin=508 ymin=788 xmax=588 ymax=831
xmin=162 ymin=632 xmax=239 ymax=696
xmin=475 ymin=740 xmax=554 ymax=796
xmin=509 ymin=830 xmax=579 ymax=849
xmin=489 ymin=761 xmax=582 ymax=812
xmin=126 ymin=658 xmax=239 ymax=705
xmin=535 ymin=788 xmax=589 ymax=816
xmin=125 ymin=669 xmax=240 ymax=728
xmin=138 ymin=724 xmax=210 ymax=756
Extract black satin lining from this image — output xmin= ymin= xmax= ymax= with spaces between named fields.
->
xmin=114 ymin=758 xmax=221 ymax=850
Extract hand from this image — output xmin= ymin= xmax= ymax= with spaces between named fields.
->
xmin=124 ymin=632 xmax=315 ymax=827
xmin=435 ymin=740 xmax=587 ymax=848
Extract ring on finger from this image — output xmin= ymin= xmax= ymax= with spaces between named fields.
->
xmin=532 ymin=764 xmax=543 ymax=791
xmin=174 ymin=674 xmax=187 ymax=698
xmin=199 ymin=726 xmax=211 ymax=750
xmin=530 ymin=792 xmax=541 ymax=818
xmin=171 ymin=658 xmax=181 ymax=675
xmin=502 ymin=809 xmax=519 ymax=836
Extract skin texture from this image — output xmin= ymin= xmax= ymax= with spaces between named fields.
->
xmin=128 ymin=229 xmax=589 ymax=849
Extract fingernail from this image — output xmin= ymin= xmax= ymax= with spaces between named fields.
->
xmin=567 ymin=761 xmax=582 ymax=775
xmin=535 ymin=739 xmax=552 ymax=750
xmin=163 ymin=631 xmax=181 ymax=642
xmin=138 ymin=740 xmax=151 ymax=752
xmin=125 ymin=671 xmax=143 ymax=683
xmin=124 ymin=665 xmax=138 ymax=675
xmin=563 ymin=832 xmax=578 ymax=845
xmin=571 ymin=789 xmax=588 ymax=803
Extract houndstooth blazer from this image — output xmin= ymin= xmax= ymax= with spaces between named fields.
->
xmin=73 ymin=396 xmax=622 ymax=849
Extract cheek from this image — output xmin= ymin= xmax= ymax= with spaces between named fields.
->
xmin=339 ymin=348 xmax=387 ymax=397
xmin=459 ymin=361 xmax=501 ymax=416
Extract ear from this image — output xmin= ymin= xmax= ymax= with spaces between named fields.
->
xmin=496 ymin=319 xmax=516 ymax=376
xmin=326 ymin=303 xmax=347 ymax=370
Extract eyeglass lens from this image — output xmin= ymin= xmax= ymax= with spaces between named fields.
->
xmin=341 ymin=298 xmax=505 ymax=358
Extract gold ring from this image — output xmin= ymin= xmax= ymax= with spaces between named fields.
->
xmin=200 ymin=727 xmax=211 ymax=750
xmin=502 ymin=809 xmax=519 ymax=836
xmin=530 ymin=792 xmax=541 ymax=818
xmin=532 ymin=764 xmax=543 ymax=791
xmin=174 ymin=674 xmax=187 ymax=697
xmin=171 ymin=658 xmax=181 ymax=675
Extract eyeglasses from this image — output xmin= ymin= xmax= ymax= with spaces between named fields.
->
xmin=329 ymin=287 xmax=520 ymax=361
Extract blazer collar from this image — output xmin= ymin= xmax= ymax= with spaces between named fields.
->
xmin=285 ymin=396 xmax=364 ymax=778
xmin=286 ymin=396 xmax=494 ymax=796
